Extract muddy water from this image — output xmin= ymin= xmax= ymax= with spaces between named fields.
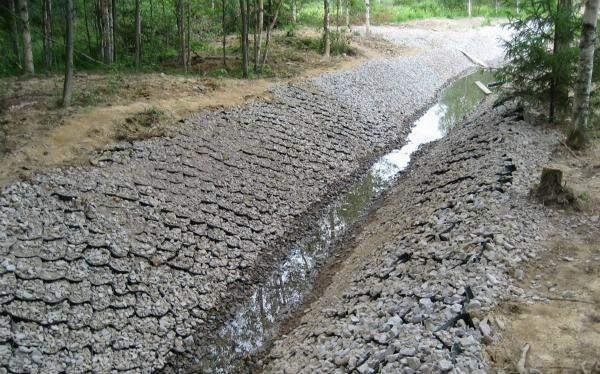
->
xmin=195 ymin=69 xmax=495 ymax=372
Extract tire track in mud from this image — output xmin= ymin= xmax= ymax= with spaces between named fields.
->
xmin=0 ymin=27 xmax=504 ymax=373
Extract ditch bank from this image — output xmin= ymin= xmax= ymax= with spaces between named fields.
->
xmin=260 ymin=99 xmax=570 ymax=373
xmin=0 ymin=24 xmax=504 ymax=373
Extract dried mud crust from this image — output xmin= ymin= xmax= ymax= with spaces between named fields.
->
xmin=259 ymin=101 xmax=577 ymax=373
xmin=0 ymin=26 xmax=505 ymax=373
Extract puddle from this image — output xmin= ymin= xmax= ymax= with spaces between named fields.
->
xmin=194 ymin=69 xmax=495 ymax=372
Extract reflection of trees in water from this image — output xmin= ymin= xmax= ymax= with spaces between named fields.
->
xmin=336 ymin=173 xmax=376 ymax=226
xmin=439 ymin=71 xmax=495 ymax=134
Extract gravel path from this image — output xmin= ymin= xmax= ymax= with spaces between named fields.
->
xmin=0 ymin=23 xmax=505 ymax=373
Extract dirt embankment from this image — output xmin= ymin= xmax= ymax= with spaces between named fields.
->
xmin=0 ymin=31 xmax=407 ymax=188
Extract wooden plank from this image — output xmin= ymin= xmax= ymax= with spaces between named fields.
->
xmin=475 ymin=81 xmax=492 ymax=95
xmin=459 ymin=49 xmax=489 ymax=68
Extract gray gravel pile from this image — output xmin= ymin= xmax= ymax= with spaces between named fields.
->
xmin=261 ymin=101 xmax=567 ymax=373
xmin=0 ymin=26 xmax=504 ymax=372
xmin=315 ymin=24 xmax=509 ymax=121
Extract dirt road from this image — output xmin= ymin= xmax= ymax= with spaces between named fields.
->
xmin=0 ymin=21 xmax=506 ymax=372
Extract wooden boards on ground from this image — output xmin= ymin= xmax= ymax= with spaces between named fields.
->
xmin=475 ymin=81 xmax=492 ymax=95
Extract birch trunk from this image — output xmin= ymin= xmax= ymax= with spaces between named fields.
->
xmin=135 ymin=0 xmax=142 ymax=67
xmin=42 ymin=0 xmax=53 ymax=71
xmin=292 ymin=0 xmax=297 ymax=23
xmin=63 ymin=0 xmax=74 ymax=107
xmin=323 ymin=0 xmax=331 ymax=59
xmin=17 ymin=0 xmax=34 ymax=74
xmin=467 ymin=0 xmax=472 ymax=17
xmin=259 ymin=0 xmax=282 ymax=67
xmin=345 ymin=0 xmax=350 ymax=29
xmin=572 ymin=0 xmax=600 ymax=130
xmin=365 ymin=0 xmax=370 ymax=35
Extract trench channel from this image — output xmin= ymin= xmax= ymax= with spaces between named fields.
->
xmin=193 ymin=69 xmax=496 ymax=372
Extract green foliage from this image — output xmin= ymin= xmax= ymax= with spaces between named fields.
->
xmin=496 ymin=0 xmax=579 ymax=120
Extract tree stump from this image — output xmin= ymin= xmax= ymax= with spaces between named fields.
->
xmin=531 ymin=167 xmax=577 ymax=207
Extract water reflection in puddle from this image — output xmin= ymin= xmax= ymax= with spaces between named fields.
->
xmin=196 ymin=69 xmax=495 ymax=372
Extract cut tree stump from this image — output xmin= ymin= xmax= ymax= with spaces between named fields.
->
xmin=531 ymin=167 xmax=578 ymax=207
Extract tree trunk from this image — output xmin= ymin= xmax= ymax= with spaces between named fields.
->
xmin=549 ymin=0 xmax=573 ymax=123
xmin=17 ymin=0 xmax=34 ymax=74
xmin=516 ymin=0 xmax=520 ymax=13
xmin=323 ymin=0 xmax=331 ymax=58
xmin=63 ymin=0 xmax=75 ymax=107
xmin=336 ymin=0 xmax=339 ymax=31
xmin=571 ymin=0 xmax=600 ymax=133
xmin=42 ymin=0 xmax=53 ymax=71
xmin=239 ymin=0 xmax=249 ymax=77
xmin=100 ymin=0 xmax=113 ymax=64
xmin=254 ymin=0 xmax=264 ymax=72
xmin=222 ymin=0 xmax=227 ymax=68
xmin=135 ymin=0 xmax=142 ymax=67
xmin=8 ymin=0 xmax=22 ymax=66
xmin=175 ymin=0 xmax=187 ymax=67
xmin=111 ymin=0 xmax=117 ymax=62
xmin=467 ymin=0 xmax=472 ymax=16
xmin=83 ymin=0 xmax=93 ymax=56
xmin=259 ymin=0 xmax=282 ymax=67
xmin=186 ymin=1 xmax=191 ymax=72
xmin=364 ymin=0 xmax=370 ymax=35
xmin=345 ymin=0 xmax=350 ymax=29
xmin=292 ymin=0 xmax=297 ymax=23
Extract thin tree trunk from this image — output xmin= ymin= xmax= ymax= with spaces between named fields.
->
xmin=17 ymin=0 xmax=34 ymax=74
xmin=254 ymin=0 xmax=264 ymax=72
xmin=549 ymin=0 xmax=572 ymax=123
xmin=186 ymin=1 xmax=191 ymax=71
xmin=83 ymin=0 xmax=93 ymax=56
xmin=336 ymin=0 xmax=340 ymax=31
xmin=95 ymin=0 xmax=101 ymax=57
xmin=259 ymin=0 xmax=282 ymax=67
xmin=572 ymin=0 xmax=600 ymax=130
xmin=292 ymin=0 xmax=297 ymax=23
xmin=111 ymin=0 xmax=117 ymax=62
xmin=162 ymin=1 xmax=168 ymax=46
xmin=8 ymin=0 xmax=22 ymax=66
xmin=175 ymin=0 xmax=186 ymax=67
xmin=135 ymin=0 xmax=142 ymax=67
xmin=324 ymin=0 xmax=331 ymax=58
xmin=345 ymin=0 xmax=350 ymax=29
xmin=42 ymin=0 xmax=53 ymax=71
xmin=100 ymin=0 xmax=113 ymax=64
xmin=222 ymin=0 xmax=227 ymax=68
xmin=364 ymin=0 xmax=370 ymax=35
xmin=467 ymin=0 xmax=472 ymax=16
xmin=516 ymin=0 xmax=520 ymax=13
xmin=63 ymin=0 xmax=75 ymax=107
xmin=239 ymin=0 xmax=249 ymax=77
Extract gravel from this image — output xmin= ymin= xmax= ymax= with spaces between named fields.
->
xmin=0 ymin=24 xmax=506 ymax=372
xmin=260 ymin=99 xmax=572 ymax=373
